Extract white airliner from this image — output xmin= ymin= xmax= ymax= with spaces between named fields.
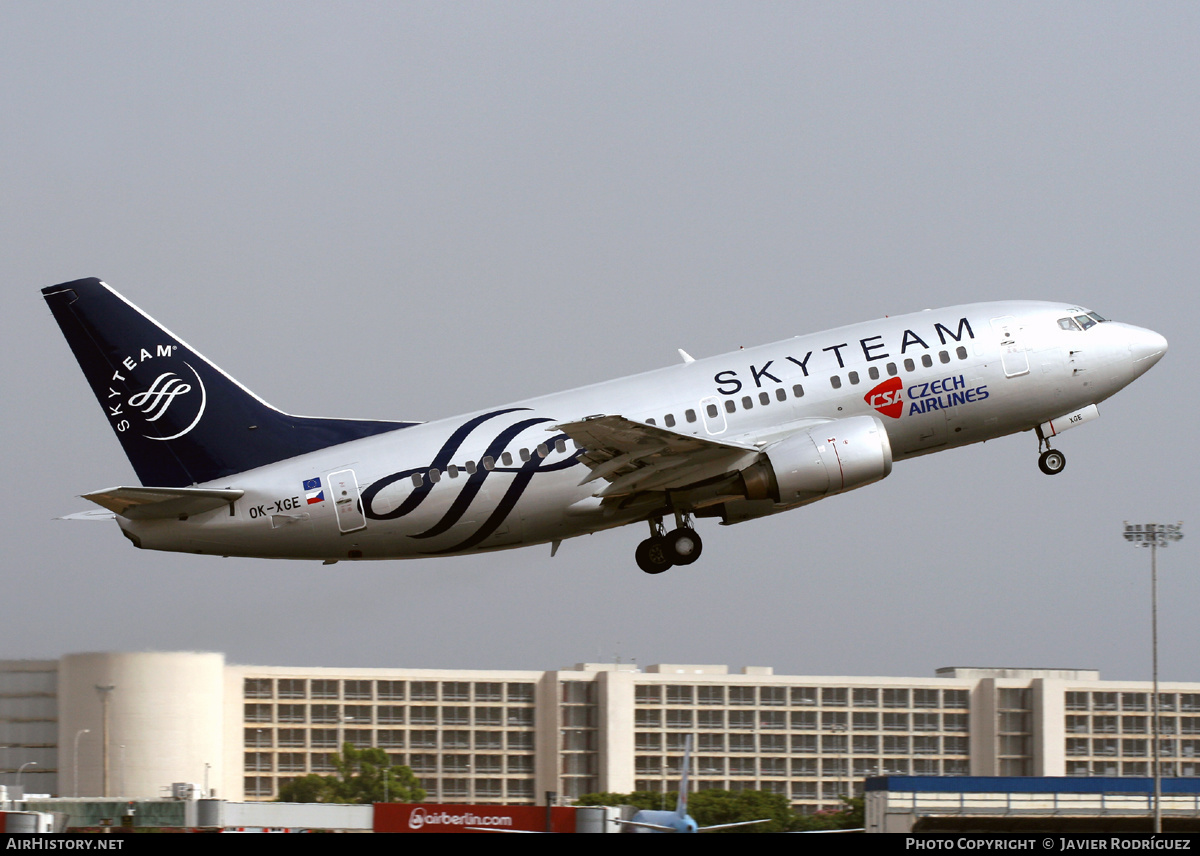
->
xmin=44 ymin=278 xmax=1166 ymax=573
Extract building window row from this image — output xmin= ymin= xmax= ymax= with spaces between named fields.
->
xmin=632 ymin=709 xmax=968 ymax=732
xmin=1065 ymin=715 xmax=1200 ymax=735
xmin=244 ymin=727 xmax=534 ymax=752
xmin=634 ymin=732 xmax=968 ymax=755
xmin=1065 ymin=738 xmax=1200 ymax=759
xmin=633 ymin=686 xmax=967 ymax=709
xmin=245 ymin=751 xmax=534 ymax=776
xmin=1065 ymin=692 xmax=1200 ymax=713
xmin=244 ymin=703 xmax=534 ymax=727
xmin=1067 ymin=761 xmax=1200 ymax=778
xmin=244 ymin=678 xmax=534 ymax=703
xmin=245 ymin=775 xmax=534 ymax=801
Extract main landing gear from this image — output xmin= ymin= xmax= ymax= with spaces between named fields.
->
xmin=635 ymin=512 xmax=703 ymax=574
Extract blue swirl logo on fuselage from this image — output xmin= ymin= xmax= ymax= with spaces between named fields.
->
xmin=361 ymin=408 xmax=582 ymax=553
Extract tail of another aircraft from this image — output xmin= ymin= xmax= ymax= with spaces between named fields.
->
xmin=676 ymin=733 xmax=691 ymax=820
xmin=43 ymin=278 xmax=414 ymax=488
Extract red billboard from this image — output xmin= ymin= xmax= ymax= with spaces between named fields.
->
xmin=374 ymin=803 xmax=577 ymax=833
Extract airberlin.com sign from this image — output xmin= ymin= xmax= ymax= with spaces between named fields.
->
xmin=374 ymin=803 xmax=577 ymax=833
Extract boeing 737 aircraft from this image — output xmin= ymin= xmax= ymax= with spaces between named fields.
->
xmin=44 ymin=278 xmax=1166 ymax=573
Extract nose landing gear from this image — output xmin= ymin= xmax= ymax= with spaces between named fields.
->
xmin=1038 ymin=448 xmax=1066 ymax=475
xmin=1036 ymin=429 xmax=1067 ymax=475
xmin=635 ymin=512 xmax=703 ymax=574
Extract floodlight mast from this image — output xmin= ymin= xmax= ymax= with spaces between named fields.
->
xmin=1123 ymin=521 xmax=1184 ymax=835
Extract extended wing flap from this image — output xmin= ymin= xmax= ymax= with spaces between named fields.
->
xmin=82 ymin=486 xmax=244 ymax=520
xmin=555 ymin=415 xmax=758 ymax=498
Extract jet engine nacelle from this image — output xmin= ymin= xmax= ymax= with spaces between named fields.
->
xmin=743 ymin=414 xmax=893 ymax=506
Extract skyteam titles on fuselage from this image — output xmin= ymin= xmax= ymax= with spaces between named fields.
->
xmin=711 ymin=316 xmax=975 ymax=396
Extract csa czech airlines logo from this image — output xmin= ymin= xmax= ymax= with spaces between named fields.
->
xmin=108 ymin=345 xmax=208 ymax=441
xmin=865 ymin=377 xmax=904 ymax=419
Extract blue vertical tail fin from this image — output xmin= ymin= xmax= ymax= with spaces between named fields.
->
xmin=43 ymin=278 xmax=415 ymax=488
xmin=675 ymin=733 xmax=692 ymax=819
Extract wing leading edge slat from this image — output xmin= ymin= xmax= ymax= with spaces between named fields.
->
xmin=554 ymin=415 xmax=759 ymax=499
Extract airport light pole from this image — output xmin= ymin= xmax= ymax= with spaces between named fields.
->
xmin=337 ymin=714 xmax=355 ymax=756
xmin=17 ymin=761 xmax=37 ymax=794
xmin=830 ymin=722 xmax=850 ymax=805
xmin=95 ymin=684 xmax=115 ymax=798
xmin=1124 ymin=521 xmax=1184 ymax=834
xmin=72 ymin=729 xmax=89 ymax=797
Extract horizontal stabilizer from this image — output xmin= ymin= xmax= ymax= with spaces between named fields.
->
xmin=82 ymin=486 xmax=244 ymax=520
xmin=59 ymin=509 xmax=117 ymax=521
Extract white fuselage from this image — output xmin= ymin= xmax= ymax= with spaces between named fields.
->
xmin=116 ymin=301 xmax=1165 ymax=561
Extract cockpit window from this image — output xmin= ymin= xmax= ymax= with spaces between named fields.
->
xmin=1058 ymin=311 xmax=1108 ymax=332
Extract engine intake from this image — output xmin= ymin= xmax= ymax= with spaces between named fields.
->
xmin=752 ymin=414 xmax=893 ymax=505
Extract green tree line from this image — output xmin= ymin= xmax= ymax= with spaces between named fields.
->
xmin=276 ymin=744 xmax=426 ymax=804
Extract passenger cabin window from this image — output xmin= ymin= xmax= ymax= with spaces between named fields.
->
xmin=482 ymin=456 xmax=495 ymax=470
xmin=921 ymin=354 xmax=933 ymax=368
xmin=956 ymin=346 xmax=968 ymax=360
xmin=869 ymin=366 xmax=880 ymax=380
xmin=904 ymin=358 xmax=915 ymax=372
xmin=792 ymin=384 xmax=804 ymax=398
xmin=411 ymin=473 xmax=423 ymax=487
xmin=939 ymin=350 xmax=950 ymax=364
xmin=555 ymin=439 xmax=567 ymax=454
xmin=664 ymin=414 xmax=676 ymax=427
xmin=536 ymin=443 xmax=548 ymax=458
xmin=706 ymin=404 xmax=719 ymax=418
xmin=519 ymin=448 xmax=530 ymax=462
xmin=447 ymin=465 xmax=459 ymax=478
xmin=759 ymin=392 xmax=770 ymax=405
xmin=501 ymin=452 xmax=513 ymax=466
xmin=646 ymin=418 xmax=656 ymax=425
xmin=724 ymin=400 xmax=736 ymax=414
xmin=685 ymin=409 xmax=697 ymax=423
xmin=775 ymin=389 xmax=787 ymax=402
xmin=830 ymin=376 xmax=842 ymax=390
xmin=848 ymin=371 xmax=859 ymax=385
xmin=741 ymin=395 xmax=753 ymax=410
xmin=887 ymin=362 xmax=898 ymax=376
xmin=429 ymin=468 xmax=441 ymax=483
xmin=466 ymin=461 xmax=477 ymax=475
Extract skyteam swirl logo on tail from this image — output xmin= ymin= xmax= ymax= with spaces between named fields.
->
xmin=130 ymin=372 xmax=192 ymax=420
xmin=106 ymin=345 xmax=208 ymax=441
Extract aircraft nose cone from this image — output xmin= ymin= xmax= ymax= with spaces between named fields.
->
xmin=1131 ymin=328 xmax=1168 ymax=366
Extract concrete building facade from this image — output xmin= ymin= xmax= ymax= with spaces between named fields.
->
xmin=2 ymin=654 xmax=1198 ymax=814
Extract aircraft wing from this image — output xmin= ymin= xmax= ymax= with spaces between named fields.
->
xmin=555 ymin=415 xmax=760 ymax=498
xmin=82 ymin=486 xmax=245 ymax=520
xmin=614 ymin=819 xmax=683 ymax=832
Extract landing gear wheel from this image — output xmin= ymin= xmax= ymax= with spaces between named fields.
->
xmin=1038 ymin=449 xmax=1066 ymax=475
xmin=665 ymin=528 xmax=703 ymax=566
xmin=636 ymin=538 xmax=674 ymax=574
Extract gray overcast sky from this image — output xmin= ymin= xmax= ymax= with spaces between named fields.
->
xmin=2 ymin=3 xmax=1196 ymax=681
